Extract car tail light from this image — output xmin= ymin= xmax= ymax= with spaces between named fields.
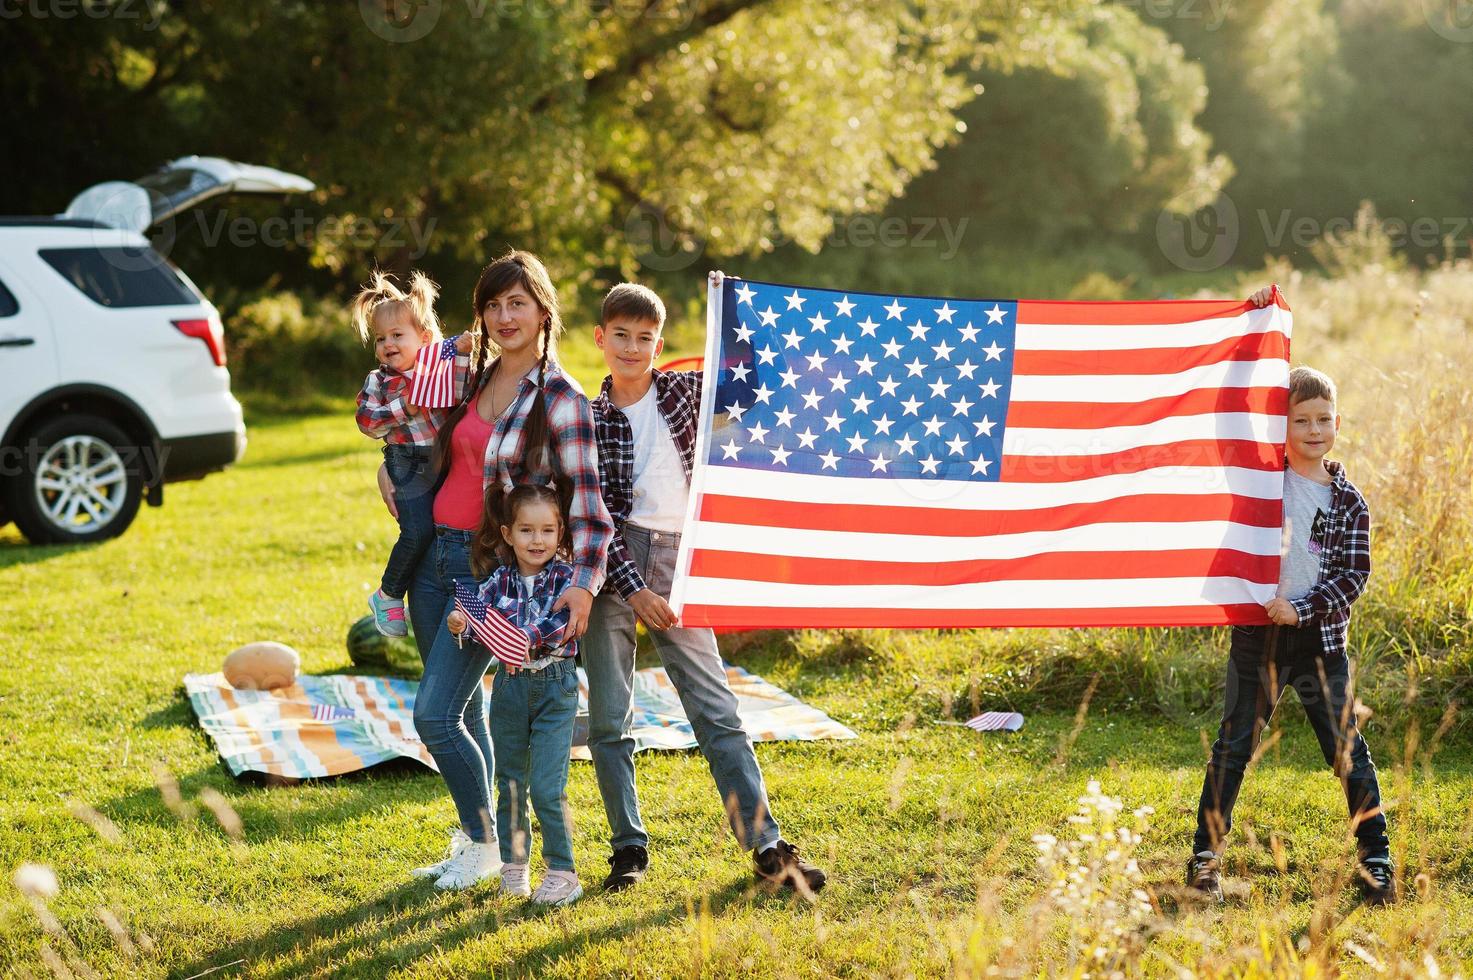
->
xmin=173 ymin=317 xmax=226 ymax=366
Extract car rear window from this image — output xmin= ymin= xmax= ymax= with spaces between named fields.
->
xmin=0 ymin=276 xmax=16 ymax=317
xmin=39 ymin=246 xmax=199 ymax=308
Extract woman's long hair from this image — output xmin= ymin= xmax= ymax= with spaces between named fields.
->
xmin=472 ymin=482 xmax=571 ymax=576
xmin=431 ymin=250 xmax=564 ymax=483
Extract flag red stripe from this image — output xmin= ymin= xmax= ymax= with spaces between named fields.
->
xmin=1011 ymin=331 xmax=1289 ymax=377
xmin=698 ymin=491 xmax=1281 ymax=536
xmin=678 ymin=602 xmax=1273 ymax=629
xmin=998 ymin=439 xmax=1281 ymax=482
xmin=1004 ymin=386 xmax=1287 ymax=429
xmin=686 ymin=548 xmax=1277 ymax=586
xmin=1016 ymin=298 xmax=1271 ymax=325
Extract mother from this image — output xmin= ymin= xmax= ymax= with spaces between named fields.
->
xmin=392 ymin=250 xmax=613 ymax=889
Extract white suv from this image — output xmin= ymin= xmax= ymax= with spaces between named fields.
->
xmin=0 ymin=156 xmax=313 ymax=544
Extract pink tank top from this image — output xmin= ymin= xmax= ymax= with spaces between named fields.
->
xmin=432 ymin=406 xmax=494 ymax=530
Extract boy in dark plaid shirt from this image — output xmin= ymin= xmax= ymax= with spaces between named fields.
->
xmin=583 ymin=277 xmax=827 ymax=897
xmin=1187 ymin=360 xmax=1394 ymax=906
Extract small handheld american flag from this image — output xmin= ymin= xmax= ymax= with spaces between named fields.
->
xmin=964 ymin=711 xmax=1025 ymax=732
xmin=409 ymin=337 xmax=460 ymax=408
xmin=453 ymin=580 xmax=530 ymax=668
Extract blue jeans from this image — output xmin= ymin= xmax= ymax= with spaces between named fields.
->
xmin=380 ymin=444 xmax=436 ymax=600
xmin=489 ymin=657 xmax=580 ymax=871
xmin=1194 ymin=624 xmax=1389 ymax=860
xmin=408 ymin=527 xmax=497 ymax=843
xmin=583 ymin=523 xmax=781 ymax=853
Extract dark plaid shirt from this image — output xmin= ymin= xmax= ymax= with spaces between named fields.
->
xmin=1286 ymin=459 xmax=1371 ymax=657
xmin=474 ymin=559 xmax=577 ymax=658
xmin=590 ymin=369 xmax=703 ymax=599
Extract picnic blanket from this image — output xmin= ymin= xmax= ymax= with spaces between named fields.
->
xmin=184 ymin=665 xmax=856 ymax=780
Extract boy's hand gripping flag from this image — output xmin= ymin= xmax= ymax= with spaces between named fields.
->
xmin=668 ymin=276 xmax=1294 ymax=630
xmin=452 ymin=580 xmax=530 ymax=667
xmin=409 ymin=337 xmax=460 ymax=408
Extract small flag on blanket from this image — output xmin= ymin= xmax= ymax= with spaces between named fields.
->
xmin=453 ymin=579 xmax=530 ymax=667
xmin=409 ymin=337 xmax=460 ymax=408
xmin=311 ymin=704 xmax=357 ymax=722
xmin=965 ymin=711 xmax=1025 ymax=732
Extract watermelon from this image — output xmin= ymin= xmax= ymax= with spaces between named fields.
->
xmin=347 ymin=615 xmax=421 ymax=675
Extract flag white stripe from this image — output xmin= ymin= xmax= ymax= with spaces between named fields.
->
xmin=679 ymin=575 xmax=1276 ymax=609
xmin=1009 ymin=358 xmax=1287 ymax=403
xmin=1014 ymin=311 xmax=1284 ymax=352
xmin=1002 ymin=412 xmax=1284 ymax=456
xmin=687 ymin=519 xmax=1279 ymax=562
xmin=696 ymin=464 xmax=1283 ymax=509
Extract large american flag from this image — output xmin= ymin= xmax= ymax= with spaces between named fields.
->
xmin=668 ymin=277 xmax=1292 ymax=629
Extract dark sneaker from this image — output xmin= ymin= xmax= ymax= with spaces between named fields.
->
xmin=754 ymin=840 xmax=827 ymax=895
xmin=1185 ymin=850 xmax=1224 ymax=903
xmin=1358 ymin=859 xmax=1396 ymax=906
xmin=602 ymin=845 xmax=649 ymax=892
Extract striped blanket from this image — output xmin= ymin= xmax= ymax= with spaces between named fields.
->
xmin=184 ymin=665 xmax=856 ymax=780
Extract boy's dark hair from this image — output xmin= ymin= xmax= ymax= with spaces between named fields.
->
xmin=472 ymin=482 xmax=572 ymax=576
xmin=601 ymin=282 xmax=666 ymax=330
xmin=1288 ymin=366 xmax=1337 ymax=408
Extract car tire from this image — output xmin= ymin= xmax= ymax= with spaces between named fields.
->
xmin=6 ymin=414 xmax=146 ymax=545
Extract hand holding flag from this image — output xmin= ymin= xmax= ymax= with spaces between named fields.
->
xmin=452 ymin=580 xmax=532 ymax=668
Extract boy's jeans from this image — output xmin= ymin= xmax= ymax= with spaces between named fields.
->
xmin=1194 ymin=624 xmax=1390 ymax=861
xmin=408 ymin=528 xmax=496 ymax=843
xmin=489 ymin=657 xmax=580 ymax=871
xmin=380 ymin=443 xmax=436 ymax=599
xmin=583 ymin=523 xmax=781 ymax=854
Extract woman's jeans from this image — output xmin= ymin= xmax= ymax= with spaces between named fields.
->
xmin=490 ymin=657 xmax=580 ymax=871
xmin=408 ymin=527 xmax=497 ymax=843
xmin=1194 ymin=624 xmax=1389 ymax=861
xmin=380 ymin=444 xmax=436 ymax=600
xmin=582 ymin=523 xmax=781 ymax=854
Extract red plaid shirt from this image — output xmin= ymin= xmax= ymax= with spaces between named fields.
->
xmin=354 ymin=338 xmax=474 ymax=446
xmin=474 ymin=560 xmax=578 ymax=658
xmin=477 ymin=359 xmax=614 ymax=597
xmin=590 ymin=369 xmax=702 ymax=599
xmin=1286 ymin=459 xmax=1372 ymax=658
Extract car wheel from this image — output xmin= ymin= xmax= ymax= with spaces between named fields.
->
xmin=7 ymin=414 xmax=146 ymax=545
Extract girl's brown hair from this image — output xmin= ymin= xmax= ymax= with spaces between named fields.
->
xmin=472 ymin=482 xmax=571 ymax=575
xmin=350 ymin=270 xmax=442 ymax=343
xmin=432 ymin=250 xmax=564 ymax=481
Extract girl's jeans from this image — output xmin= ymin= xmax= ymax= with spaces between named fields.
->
xmin=408 ymin=527 xmax=497 ymax=843
xmin=489 ymin=656 xmax=580 ymax=871
xmin=380 ymin=444 xmax=436 ymax=599
xmin=1194 ymin=624 xmax=1389 ymax=861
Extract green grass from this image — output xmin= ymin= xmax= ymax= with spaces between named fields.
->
xmin=2 ymin=409 xmax=1471 ymax=977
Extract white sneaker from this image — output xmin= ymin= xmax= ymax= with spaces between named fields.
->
xmin=434 ymin=840 xmax=503 ymax=891
xmin=410 ymin=828 xmax=471 ymax=880
xmin=531 ymin=869 xmax=583 ymax=906
xmin=500 ymin=862 xmax=531 ymax=898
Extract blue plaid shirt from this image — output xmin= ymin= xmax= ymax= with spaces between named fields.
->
xmin=474 ymin=559 xmax=578 ymax=659
xmin=1286 ymin=460 xmax=1371 ymax=657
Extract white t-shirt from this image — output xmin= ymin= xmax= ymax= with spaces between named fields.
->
xmin=622 ymin=384 xmax=688 ymax=532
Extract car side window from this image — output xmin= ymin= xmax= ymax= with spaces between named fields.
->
xmin=38 ymin=246 xmax=198 ymax=308
xmin=0 ymin=275 xmax=17 ymax=317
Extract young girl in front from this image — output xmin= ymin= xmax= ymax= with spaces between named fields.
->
xmin=448 ymin=483 xmax=583 ymax=906
xmin=352 ymin=271 xmax=472 ymax=638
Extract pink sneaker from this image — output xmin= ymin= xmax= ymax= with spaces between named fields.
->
xmin=369 ymin=590 xmax=409 ymax=638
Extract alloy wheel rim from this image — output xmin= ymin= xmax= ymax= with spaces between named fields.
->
xmin=34 ymin=435 xmax=127 ymax=532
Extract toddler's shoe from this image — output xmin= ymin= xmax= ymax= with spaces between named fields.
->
xmin=411 ymin=827 xmax=471 ymax=879
xmin=531 ymin=869 xmax=583 ymax=906
xmin=434 ymin=839 xmax=502 ymax=891
xmin=370 ymin=590 xmax=409 ymax=638
xmin=1185 ymin=850 xmax=1224 ymax=904
xmin=1358 ymin=858 xmax=1396 ymax=906
xmin=500 ymin=862 xmax=532 ymax=898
